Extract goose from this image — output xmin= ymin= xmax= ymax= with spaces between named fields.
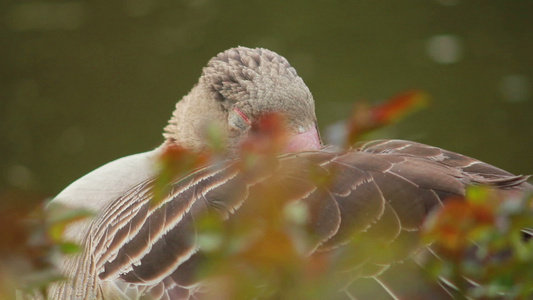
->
xmin=47 ymin=47 xmax=531 ymax=299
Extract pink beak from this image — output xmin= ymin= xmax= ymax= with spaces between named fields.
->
xmin=285 ymin=125 xmax=322 ymax=152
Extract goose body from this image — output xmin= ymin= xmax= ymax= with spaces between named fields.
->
xmin=48 ymin=47 xmax=531 ymax=299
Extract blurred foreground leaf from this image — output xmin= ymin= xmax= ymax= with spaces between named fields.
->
xmin=347 ymin=90 xmax=429 ymax=144
xmin=0 ymin=187 xmax=93 ymax=299
xmin=422 ymin=187 xmax=533 ymax=298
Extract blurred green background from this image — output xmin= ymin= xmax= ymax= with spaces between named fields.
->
xmin=1 ymin=0 xmax=532 ymax=197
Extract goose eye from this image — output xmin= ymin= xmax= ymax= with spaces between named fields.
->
xmin=229 ymin=107 xmax=251 ymax=130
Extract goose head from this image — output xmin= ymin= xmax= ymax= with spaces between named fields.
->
xmin=163 ymin=47 xmax=322 ymax=155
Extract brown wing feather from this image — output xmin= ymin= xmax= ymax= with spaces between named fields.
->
xmin=56 ymin=140 xmax=530 ymax=299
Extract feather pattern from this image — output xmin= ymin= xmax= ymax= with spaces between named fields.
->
xmin=49 ymin=140 xmax=531 ymax=299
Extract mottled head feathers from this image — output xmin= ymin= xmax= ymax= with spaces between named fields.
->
xmin=164 ymin=47 xmax=317 ymax=154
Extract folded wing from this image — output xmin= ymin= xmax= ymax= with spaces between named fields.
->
xmin=52 ymin=140 xmax=531 ymax=299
